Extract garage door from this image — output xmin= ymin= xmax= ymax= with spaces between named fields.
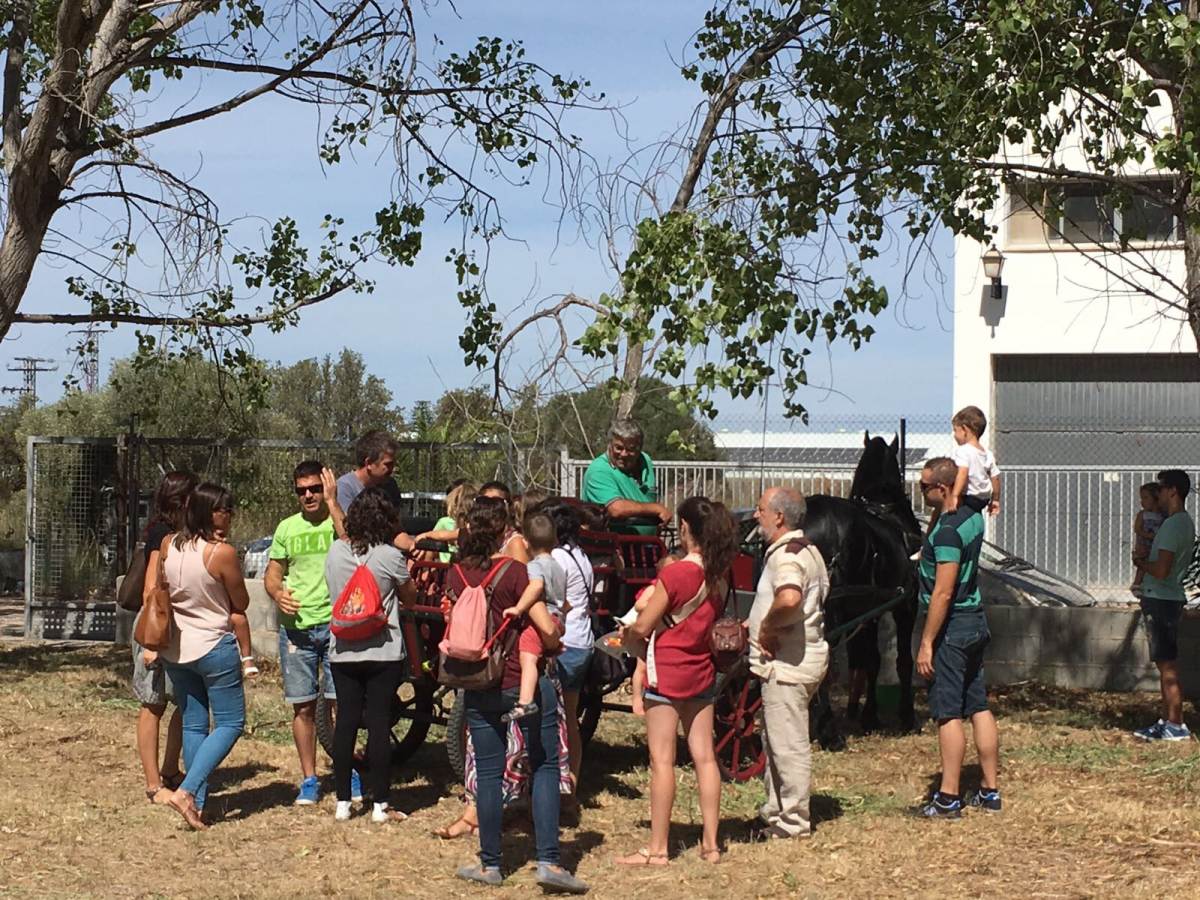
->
xmin=993 ymin=353 xmax=1200 ymax=466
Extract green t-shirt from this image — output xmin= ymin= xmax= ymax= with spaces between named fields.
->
xmin=1142 ymin=511 xmax=1196 ymax=603
xmin=919 ymin=506 xmax=985 ymax=612
xmin=434 ymin=515 xmax=456 ymax=563
xmin=269 ymin=512 xmax=336 ymax=629
xmin=582 ymin=451 xmax=658 ymax=535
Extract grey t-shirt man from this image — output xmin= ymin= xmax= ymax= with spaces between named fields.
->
xmin=324 ymin=541 xmax=410 ymax=663
xmin=336 ymin=471 xmax=406 ymax=512
xmin=527 ymin=552 xmax=567 ymax=616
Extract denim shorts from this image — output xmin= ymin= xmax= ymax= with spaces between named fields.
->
xmin=1141 ymin=596 xmax=1184 ymax=663
xmin=928 ymin=610 xmax=990 ymax=721
xmin=279 ymin=623 xmax=336 ymax=704
xmin=556 ymin=645 xmax=593 ymax=692
xmin=131 ymin=630 xmax=174 ymax=706
xmin=644 ymin=681 xmax=717 ymax=706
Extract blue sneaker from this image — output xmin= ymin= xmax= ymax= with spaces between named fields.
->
xmin=1133 ymin=719 xmax=1166 ymax=741
xmin=1160 ymin=722 xmax=1192 ymax=742
xmin=965 ymin=787 xmax=1002 ymax=812
xmin=350 ymin=770 xmax=364 ymax=803
xmin=918 ymin=793 xmax=962 ymax=819
xmin=295 ymin=775 xmax=320 ymax=806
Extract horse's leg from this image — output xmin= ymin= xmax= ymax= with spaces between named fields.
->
xmin=845 ymin=628 xmax=871 ymax=722
xmin=811 ymin=677 xmax=846 ymax=752
xmin=859 ymin=622 xmax=882 ymax=733
xmin=895 ymin=598 xmax=918 ymax=733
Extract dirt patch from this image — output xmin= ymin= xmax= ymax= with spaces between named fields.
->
xmin=1 ymin=643 xmax=1199 ymax=898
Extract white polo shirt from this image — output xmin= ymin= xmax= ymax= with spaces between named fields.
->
xmin=747 ymin=529 xmax=830 ymax=685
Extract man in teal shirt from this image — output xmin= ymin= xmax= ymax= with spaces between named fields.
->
xmin=1132 ymin=469 xmax=1196 ymax=742
xmin=915 ymin=456 xmax=1000 ymax=818
xmin=582 ymin=419 xmax=671 ymax=535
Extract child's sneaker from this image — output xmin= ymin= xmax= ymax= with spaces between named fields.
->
xmin=1160 ymin=721 xmax=1192 ymax=741
xmin=350 ymin=770 xmax=364 ymax=802
xmin=295 ymin=775 xmax=320 ymax=806
xmin=918 ymin=792 xmax=962 ymax=819
xmin=965 ymin=787 xmax=1002 ymax=812
xmin=501 ymin=701 xmax=539 ymax=723
xmin=1133 ymin=719 xmax=1166 ymax=741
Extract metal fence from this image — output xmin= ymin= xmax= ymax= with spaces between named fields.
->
xmin=24 ymin=434 xmax=540 ymax=640
xmin=992 ymin=465 xmax=1200 ymax=603
xmin=558 ymin=455 xmax=1199 ymax=604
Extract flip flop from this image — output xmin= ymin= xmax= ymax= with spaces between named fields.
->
xmin=614 ymin=848 xmax=669 ymax=866
xmin=699 ymin=846 xmax=722 ymax=864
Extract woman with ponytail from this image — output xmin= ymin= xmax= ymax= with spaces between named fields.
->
xmin=617 ymin=496 xmax=737 ymax=866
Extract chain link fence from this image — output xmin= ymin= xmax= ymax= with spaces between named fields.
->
xmin=24 ymin=434 xmax=543 ymax=640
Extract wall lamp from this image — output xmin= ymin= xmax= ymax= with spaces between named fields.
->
xmin=981 ymin=244 xmax=1005 ymax=299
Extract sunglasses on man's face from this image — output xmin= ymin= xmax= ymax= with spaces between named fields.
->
xmin=918 ymin=481 xmax=940 ymax=493
xmin=294 ymin=484 xmax=324 ymax=497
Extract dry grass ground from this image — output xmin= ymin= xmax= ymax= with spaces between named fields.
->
xmin=2 ymin=642 xmax=1200 ymax=899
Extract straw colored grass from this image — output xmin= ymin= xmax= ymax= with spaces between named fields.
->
xmin=1 ymin=642 xmax=1199 ymax=898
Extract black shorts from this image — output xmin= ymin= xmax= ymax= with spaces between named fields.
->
xmin=962 ymin=495 xmax=990 ymax=513
xmin=1140 ymin=596 xmax=1184 ymax=663
xmin=928 ymin=610 xmax=990 ymax=721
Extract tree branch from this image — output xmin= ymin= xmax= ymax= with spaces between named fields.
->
xmin=1 ymin=0 xmax=33 ymax=176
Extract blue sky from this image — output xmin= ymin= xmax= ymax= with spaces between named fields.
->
xmin=3 ymin=2 xmax=953 ymax=425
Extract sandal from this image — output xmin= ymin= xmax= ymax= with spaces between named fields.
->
xmin=699 ymin=846 xmax=722 ymax=864
xmin=614 ymin=848 xmax=669 ymax=866
xmin=241 ymin=656 xmax=260 ymax=677
xmin=167 ymin=789 xmax=208 ymax=831
xmin=432 ymin=816 xmax=478 ymax=839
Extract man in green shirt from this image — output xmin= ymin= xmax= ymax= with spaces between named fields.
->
xmin=1132 ymin=469 xmax=1196 ymax=742
xmin=581 ymin=419 xmax=671 ymax=535
xmin=265 ymin=459 xmax=348 ymax=805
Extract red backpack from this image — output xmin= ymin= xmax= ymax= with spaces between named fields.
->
xmin=331 ymin=556 xmax=388 ymax=641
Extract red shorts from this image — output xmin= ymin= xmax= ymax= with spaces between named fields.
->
xmin=517 ymin=613 xmax=564 ymax=657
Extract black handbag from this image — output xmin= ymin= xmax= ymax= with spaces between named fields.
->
xmin=116 ymin=543 xmax=148 ymax=612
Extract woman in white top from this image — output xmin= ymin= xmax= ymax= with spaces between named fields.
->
xmin=545 ymin=502 xmax=594 ymax=788
xmin=155 ymin=483 xmax=250 ymax=830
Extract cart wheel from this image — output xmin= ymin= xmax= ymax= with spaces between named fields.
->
xmin=316 ymin=680 xmax=435 ymax=769
xmin=577 ymin=685 xmax=603 ymax=747
xmin=446 ymin=690 xmax=468 ymax=780
xmin=713 ymin=659 xmax=766 ymax=782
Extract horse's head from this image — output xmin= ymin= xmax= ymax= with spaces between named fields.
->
xmin=850 ymin=431 xmax=904 ymax=504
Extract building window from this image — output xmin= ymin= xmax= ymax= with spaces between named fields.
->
xmin=1007 ymin=179 xmax=1180 ymax=246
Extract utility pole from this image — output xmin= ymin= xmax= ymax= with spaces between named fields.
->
xmin=67 ymin=326 xmax=101 ymax=393
xmin=4 ymin=357 xmax=58 ymax=404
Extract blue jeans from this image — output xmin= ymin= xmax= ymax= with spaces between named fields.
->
xmin=164 ymin=633 xmax=246 ymax=809
xmin=465 ymin=676 xmax=561 ymax=869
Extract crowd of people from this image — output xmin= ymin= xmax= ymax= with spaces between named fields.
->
xmin=126 ymin=412 xmax=1196 ymax=887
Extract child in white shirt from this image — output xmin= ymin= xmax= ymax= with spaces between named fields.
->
xmin=948 ymin=405 xmax=1001 ymax=515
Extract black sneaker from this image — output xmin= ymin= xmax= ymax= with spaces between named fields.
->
xmin=918 ymin=794 xmax=962 ymax=819
xmin=965 ymin=788 xmax=1002 ymax=812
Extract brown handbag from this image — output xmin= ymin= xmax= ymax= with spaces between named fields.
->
xmin=709 ymin=584 xmax=748 ymax=673
xmin=134 ymin=534 xmax=175 ymax=651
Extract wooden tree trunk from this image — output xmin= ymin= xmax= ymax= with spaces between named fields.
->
xmin=0 ymin=171 xmax=62 ymax=342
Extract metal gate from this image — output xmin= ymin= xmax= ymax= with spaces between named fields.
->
xmin=24 ymin=435 xmax=540 ymax=641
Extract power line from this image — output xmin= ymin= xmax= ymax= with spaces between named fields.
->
xmin=4 ymin=357 xmax=58 ymax=404
xmin=67 ymin=327 xmax=101 ymax=393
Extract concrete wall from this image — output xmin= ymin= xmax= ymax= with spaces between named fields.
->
xmin=115 ymin=578 xmax=281 ymax=657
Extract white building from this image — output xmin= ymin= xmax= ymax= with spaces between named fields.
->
xmin=953 ymin=136 xmax=1200 ymax=599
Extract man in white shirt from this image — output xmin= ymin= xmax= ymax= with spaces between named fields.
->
xmin=749 ymin=487 xmax=830 ymax=838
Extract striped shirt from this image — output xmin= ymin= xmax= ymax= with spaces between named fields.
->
xmin=919 ymin=507 xmax=985 ymax=612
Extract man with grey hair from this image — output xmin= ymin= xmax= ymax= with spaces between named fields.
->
xmin=749 ymin=486 xmax=830 ymax=838
xmin=581 ymin=418 xmax=671 ymax=535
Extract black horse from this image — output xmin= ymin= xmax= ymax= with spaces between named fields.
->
xmin=806 ymin=433 xmax=920 ymax=747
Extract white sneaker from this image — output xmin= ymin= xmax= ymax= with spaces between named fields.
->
xmin=335 ymin=800 xmax=352 ymax=821
xmin=372 ymin=802 xmax=407 ymax=823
